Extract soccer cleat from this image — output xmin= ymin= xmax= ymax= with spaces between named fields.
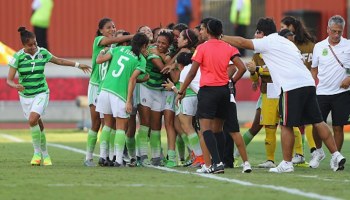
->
xmin=151 ymin=157 xmax=163 ymax=166
xmin=114 ymin=161 xmax=124 ymax=167
xmin=269 ymin=161 xmax=294 ymax=173
xmin=234 ymin=159 xmax=240 ymax=168
xmin=43 ymin=155 xmax=52 ymax=166
xmin=196 ymin=164 xmax=211 ymax=173
xmin=242 ymin=161 xmax=252 ymax=173
xmin=190 ymin=156 xmax=205 ymax=168
xmin=84 ymin=159 xmax=96 ymax=167
xmin=30 ymin=153 xmax=41 ymax=166
xmin=330 ymin=153 xmax=346 ymax=171
xmin=207 ymin=162 xmax=225 ymax=174
xmin=165 ymin=160 xmax=177 ymax=168
xmin=258 ymin=160 xmax=276 ymax=168
xmin=98 ymin=157 xmax=109 ymax=167
xmin=127 ymin=158 xmax=137 ymax=167
xmin=309 ymin=149 xmax=325 ymax=169
xmin=292 ymin=154 xmax=305 ymax=164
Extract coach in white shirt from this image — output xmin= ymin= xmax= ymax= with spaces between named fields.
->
xmin=221 ymin=17 xmax=346 ymax=173
xmin=310 ymin=15 xmax=350 ymax=168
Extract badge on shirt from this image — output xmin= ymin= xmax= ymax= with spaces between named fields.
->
xmin=322 ymin=48 xmax=328 ymax=56
xmin=38 ymin=53 xmax=43 ymax=60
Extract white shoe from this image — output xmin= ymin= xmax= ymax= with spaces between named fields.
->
xmin=258 ymin=160 xmax=276 ymax=168
xmin=269 ymin=161 xmax=294 ymax=173
xmin=330 ymin=153 xmax=346 ymax=171
xmin=242 ymin=161 xmax=252 ymax=173
xmin=292 ymin=154 xmax=305 ymax=164
xmin=196 ymin=164 xmax=211 ymax=173
xmin=309 ymin=149 xmax=325 ymax=168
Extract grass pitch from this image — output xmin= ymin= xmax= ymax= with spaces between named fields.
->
xmin=0 ymin=128 xmax=349 ymax=200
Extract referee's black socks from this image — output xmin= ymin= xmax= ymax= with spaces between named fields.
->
xmin=203 ymin=130 xmax=221 ymax=164
xmin=214 ymin=131 xmax=226 ymax=162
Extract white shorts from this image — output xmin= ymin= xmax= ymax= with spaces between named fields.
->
xmin=19 ymin=92 xmax=49 ymax=120
xmin=96 ymin=90 xmax=129 ymax=118
xmin=175 ymin=96 xmax=197 ymax=116
xmin=162 ymin=90 xmax=175 ymax=112
xmin=88 ymin=83 xmax=99 ymax=106
xmin=139 ymin=84 xmax=163 ymax=112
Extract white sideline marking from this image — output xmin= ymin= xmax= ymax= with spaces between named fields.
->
xmin=0 ymin=134 xmax=25 ymax=142
xmin=0 ymin=133 xmax=343 ymax=200
xmin=298 ymin=175 xmax=350 ymax=183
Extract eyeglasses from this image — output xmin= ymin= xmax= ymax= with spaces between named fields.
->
xmin=328 ymin=27 xmax=343 ymax=35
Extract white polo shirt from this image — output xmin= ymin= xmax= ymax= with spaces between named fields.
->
xmin=311 ymin=37 xmax=350 ymax=95
xmin=252 ymin=33 xmax=315 ymax=92
xmin=179 ymin=64 xmax=201 ymax=94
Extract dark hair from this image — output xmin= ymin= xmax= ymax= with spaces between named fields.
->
xmin=167 ymin=23 xmax=175 ymax=30
xmin=279 ymin=29 xmax=294 ymax=38
xmin=281 ymin=16 xmax=316 ymax=44
xmin=200 ymin=17 xmax=215 ymax=27
xmin=256 ymin=18 xmax=277 ymax=36
xmin=181 ymin=29 xmax=199 ymax=49
xmin=131 ymin=33 xmax=149 ymax=60
xmin=152 ymin=27 xmax=161 ymax=36
xmin=18 ymin=27 xmax=35 ymax=45
xmin=96 ymin=18 xmax=113 ymax=36
xmin=176 ymin=52 xmax=193 ymax=66
xmin=206 ymin=19 xmax=223 ymax=38
xmin=157 ymin=30 xmax=174 ymax=46
xmin=173 ymin=23 xmax=188 ymax=32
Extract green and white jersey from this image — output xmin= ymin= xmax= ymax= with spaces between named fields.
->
xmin=142 ymin=46 xmax=165 ymax=90
xmin=101 ymin=46 xmax=146 ymax=102
xmin=9 ymin=48 xmax=52 ymax=97
xmin=90 ymin=36 xmax=105 ymax=86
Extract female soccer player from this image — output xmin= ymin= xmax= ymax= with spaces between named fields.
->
xmin=136 ymin=30 xmax=173 ymax=166
xmin=7 ymin=27 xmax=91 ymax=166
xmin=95 ymin=32 xmax=149 ymax=167
xmin=85 ymin=18 xmax=133 ymax=167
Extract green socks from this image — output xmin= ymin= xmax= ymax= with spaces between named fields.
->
xmin=30 ymin=125 xmax=41 ymax=154
xmin=136 ymin=125 xmax=149 ymax=157
xmin=150 ymin=130 xmax=161 ymax=158
xmin=86 ymin=129 xmax=98 ymax=160
xmin=114 ymin=129 xmax=126 ymax=165
xmin=99 ymin=126 xmax=111 ymax=159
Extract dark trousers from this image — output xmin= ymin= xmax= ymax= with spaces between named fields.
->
xmin=34 ymin=26 xmax=48 ymax=50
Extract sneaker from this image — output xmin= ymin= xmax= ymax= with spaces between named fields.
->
xmin=165 ymin=160 xmax=177 ymax=168
xmin=30 ymin=153 xmax=41 ymax=166
xmin=84 ymin=159 xmax=96 ymax=167
xmin=43 ymin=155 xmax=52 ymax=166
xmin=309 ymin=149 xmax=325 ymax=169
xmin=242 ymin=161 xmax=252 ymax=173
xmin=269 ymin=161 xmax=294 ymax=173
xmin=258 ymin=160 xmax=276 ymax=168
xmin=292 ymin=154 xmax=305 ymax=164
xmin=330 ymin=153 xmax=346 ymax=171
xmin=196 ymin=164 xmax=211 ymax=173
xmin=207 ymin=162 xmax=225 ymax=174
xmin=191 ymin=156 xmax=205 ymax=168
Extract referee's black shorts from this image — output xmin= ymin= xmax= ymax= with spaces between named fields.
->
xmin=196 ymin=85 xmax=230 ymax=120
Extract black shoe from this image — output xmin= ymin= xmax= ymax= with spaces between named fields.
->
xmin=114 ymin=161 xmax=124 ymax=167
xmin=98 ymin=157 xmax=108 ymax=167
xmin=208 ymin=162 xmax=225 ymax=174
xmin=128 ymin=158 xmax=137 ymax=167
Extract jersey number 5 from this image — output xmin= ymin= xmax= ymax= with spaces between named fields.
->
xmin=112 ymin=55 xmax=130 ymax=78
